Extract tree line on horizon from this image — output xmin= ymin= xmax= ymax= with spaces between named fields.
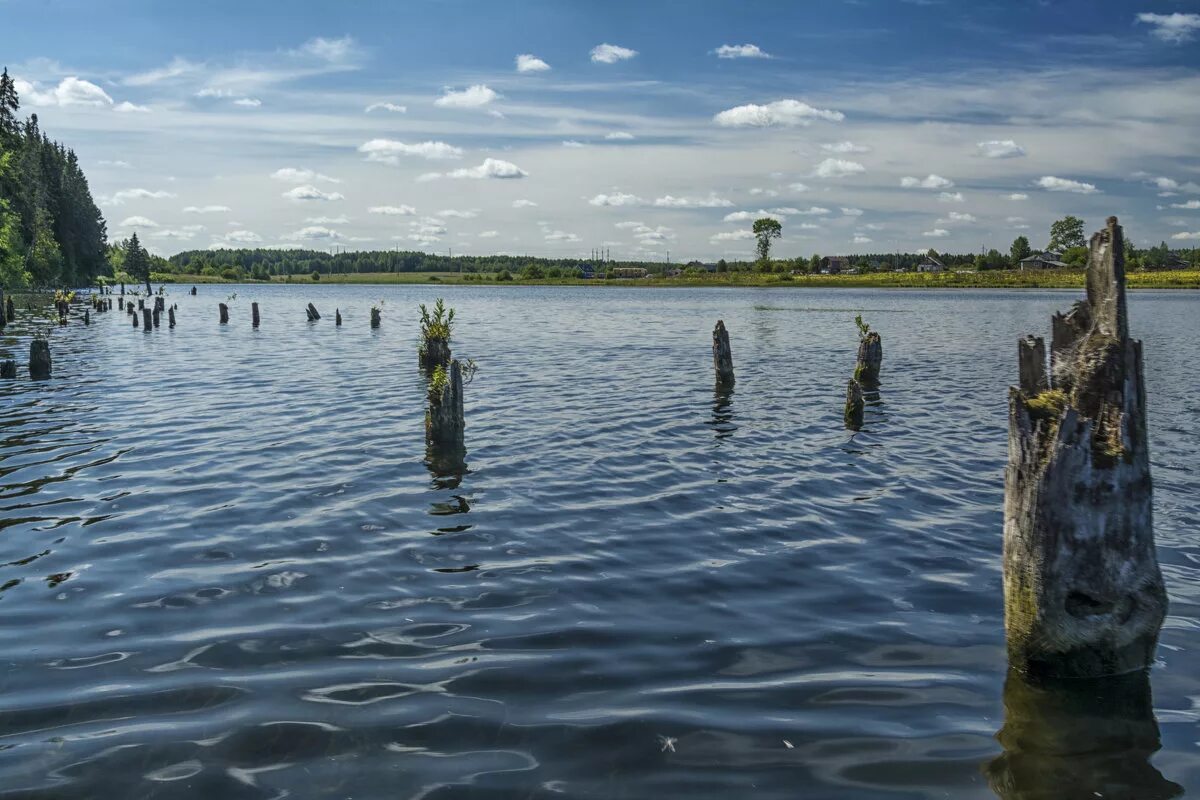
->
xmin=0 ymin=68 xmax=109 ymax=289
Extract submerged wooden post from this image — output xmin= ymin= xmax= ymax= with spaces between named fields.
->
xmin=168 ymin=306 xmax=176 ymax=328
xmin=0 ymin=360 xmax=14 ymax=379
xmin=219 ymin=303 xmax=229 ymax=324
xmin=426 ymin=359 xmax=465 ymax=446
xmin=335 ymin=309 xmax=342 ymax=326
xmin=712 ymin=320 xmax=734 ymax=386
xmin=855 ymin=331 xmax=883 ymax=388
xmin=252 ymin=302 xmax=260 ymax=328
xmin=1004 ymin=217 xmax=1166 ymax=679
xmin=142 ymin=308 xmax=153 ymax=330
xmin=370 ymin=307 xmax=381 ymax=329
xmin=306 ymin=303 xmax=321 ymax=321
xmin=29 ymin=339 xmax=51 ymax=380
xmin=844 ymin=379 xmax=864 ymax=431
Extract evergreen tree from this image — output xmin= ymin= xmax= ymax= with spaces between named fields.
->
xmin=27 ymin=208 xmax=62 ymax=286
xmin=125 ymin=232 xmax=152 ymax=294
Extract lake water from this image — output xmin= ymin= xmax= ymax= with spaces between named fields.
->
xmin=1 ymin=284 xmax=1198 ymax=799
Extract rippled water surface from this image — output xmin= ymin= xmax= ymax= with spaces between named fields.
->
xmin=1 ymin=285 xmax=1198 ymax=799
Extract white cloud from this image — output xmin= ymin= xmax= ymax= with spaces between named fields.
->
xmin=605 ymin=131 xmax=635 ymax=141
xmin=298 ymin=35 xmax=357 ymax=63
xmin=1137 ymin=12 xmax=1200 ymax=43
xmin=516 ymin=54 xmax=551 ymax=73
xmin=977 ymin=139 xmax=1026 ymax=159
xmin=1171 ymin=231 xmax=1200 ymax=240
xmin=1008 ymin=193 xmax=1029 ymax=201
xmin=98 ymin=160 xmax=132 ymax=168
xmin=853 ymin=234 xmax=873 ymax=245
xmin=590 ymin=192 xmax=645 ymax=207
xmin=724 ymin=210 xmax=781 ymax=222
xmin=792 ymin=206 xmax=831 ymax=215
xmin=107 ymin=188 xmax=177 ymax=205
xmin=436 ymin=209 xmax=479 ymax=218
xmin=788 ymin=182 xmax=811 ymax=192
xmin=715 ymin=99 xmax=844 ymax=127
xmin=714 ymin=44 xmax=771 ymax=59
xmin=710 ymin=230 xmax=755 ymax=242
xmin=590 ymin=43 xmax=638 ymax=64
xmin=822 ymin=141 xmax=870 ymax=154
xmin=544 ymin=230 xmax=581 ymax=242
xmin=306 ymin=215 xmax=348 ymax=224
xmin=282 ymin=185 xmax=345 ymax=201
xmin=220 ymin=230 xmax=263 ymax=245
xmin=842 ymin=207 xmax=864 ymax=216
xmin=653 ymin=193 xmax=734 ymax=208
xmin=292 ymin=225 xmax=342 ymax=240
xmin=562 ymin=140 xmax=586 ymax=148
xmin=814 ymin=158 xmax=865 ymax=178
xmin=368 ymin=205 xmax=417 ymax=216
xmin=17 ymin=76 xmax=113 ymax=107
xmin=124 ymin=57 xmax=201 ymax=86
xmin=422 ymin=158 xmax=528 ymax=181
xmin=901 ymin=174 xmax=954 ymax=189
xmin=923 ymin=228 xmax=950 ymax=238
xmin=434 ymin=84 xmax=498 ymax=108
xmin=120 ymin=216 xmax=158 ymax=227
xmin=151 ymin=228 xmax=197 ymax=240
xmin=478 ymin=230 xmax=500 ymax=238
xmin=114 ymin=101 xmax=151 ymax=113
xmin=512 ymin=199 xmax=538 ymax=208
xmin=938 ymin=191 xmax=965 ymax=203
xmin=183 ymin=205 xmax=231 ymax=214
xmin=938 ymin=211 xmax=977 ymax=223
xmin=1170 ymin=200 xmax=1200 ymax=210
xmin=614 ymin=221 xmax=645 ymax=230
xmin=1035 ymin=175 xmax=1099 ymax=194
xmin=365 ymin=102 xmax=406 ymax=113
xmin=358 ymin=139 xmax=464 ymax=164
xmin=233 ymin=97 xmax=262 ymax=107
xmin=632 ymin=224 xmax=674 ymax=242
xmin=271 ymin=167 xmax=340 ymax=183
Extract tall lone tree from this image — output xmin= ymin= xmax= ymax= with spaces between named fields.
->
xmin=752 ymin=217 xmax=782 ymax=266
xmin=125 ymin=232 xmax=152 ymax=294
xmin=1048 ymin=215 xmax=1085 ymax=252
xmin=1010 ymin=235 xmax=1032 ymax=267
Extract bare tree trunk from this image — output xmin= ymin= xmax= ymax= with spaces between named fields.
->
xmin=1003 ymin=216 xmax=1166 ymax=679
xmin=712 ymin=320 xmax=734 ymax=386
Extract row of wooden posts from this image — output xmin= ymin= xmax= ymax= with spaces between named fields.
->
xmin=0 ymin=219 xmax=1171 ymax=683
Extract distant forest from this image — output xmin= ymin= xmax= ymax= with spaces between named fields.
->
xmin=0 ymin=69 xmax=108 ymax=289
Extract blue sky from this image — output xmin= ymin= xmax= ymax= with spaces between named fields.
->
xmin=6 ymin=0 xmax=1200 ymax=258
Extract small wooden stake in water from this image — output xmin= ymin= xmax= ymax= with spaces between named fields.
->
xmin=336 ymin=309 xmax=342 ymax=326
xmin=371 ymin=308 xmax=381 ymax=329
xmin=219 ymin=303 xmax=229 ymax=324
xmin=306 ymin=303 xmax=321 ymax=321
xmin=29 ymin=340 xmax=51 ymax=380
xmin=252 ymin=302 xmax=260 ymax=328
xmin=844 ymin=379 xmax=864 ymax=431
xmin=712 ymin=320 xmax=735 ymax=386
xmin=168 ymin=307 xmax=176 ymax=328
xmin=1003 ymin=216 xmax=1166 ymax=679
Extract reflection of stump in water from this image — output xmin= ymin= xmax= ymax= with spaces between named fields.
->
xmin=708 ymin=384 xmax=736 ymax=439
xmin=425 ymin=442 xmax=468 ymax=491
xmin=985 ymin=668 xmax=1182 ymax=800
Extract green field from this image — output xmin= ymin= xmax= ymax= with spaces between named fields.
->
xmin=158 ymin=268 xmax=1200 ymax=290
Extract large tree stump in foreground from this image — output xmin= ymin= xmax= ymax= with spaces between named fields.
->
xmin=855 ymin=331 xmax=883 ymax=388
xmin=1004 ymin=217 xmax=1166 ymax=679
xmin=712 ymin=320 xmax=734 ymax=386
xmin=29 ymin=340 xmax=51 ymax=380
xmin=420 ymin=337 xmax=451 ymax=371
xmin=426 ymin=359 xmax=465 ymax=446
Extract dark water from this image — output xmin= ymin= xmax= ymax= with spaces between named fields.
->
xmin=1 ymin=285 xmax=1197 ymax=799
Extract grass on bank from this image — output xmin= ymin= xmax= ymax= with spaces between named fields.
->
xmin=155 ymin=268 xmax=1200 ymax=290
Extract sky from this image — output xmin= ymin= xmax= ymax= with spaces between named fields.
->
xmin=5 ymin=0 xmax=1200 ymax=260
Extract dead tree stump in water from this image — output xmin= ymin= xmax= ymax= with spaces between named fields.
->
xmin=29 ymin=340 xmax=51 ymax=380
xmin=426 ymin=359 xmax=465 ymax=446
xmin=420 ymin=338 xmax=451 ymax=371
xmin=252 ymin=302 xmax=260 ymax=328
xmin=219 ymin=303 xmax=229 ymax=324
xmin=142 ymin=308 xmax=153 ymax=330
xmin=190 ymin=286 xmax=197 ymax=296
xmin=118 ymin=297 xmax=124 ymax=311
xmin=152 ymin=307 xmax=160 ymax=328
xmin=0 ymin=360 xmax=14 ymax=379
xmin=855 ymin=331 xmax=883 ymax=388
xmin=371 ymin=307 xmax=381 ymax=329
xmin=168 ymin=307 xmax=176 ymax=328
xmin=0 ymin=288 xmax=6 ymax=329
xmin=132 ymin=308 xmax=139 ymax=328
xmin=306 ymin=303 xmax=321 ymax=321
xmin=6 ymin=295 xmax=14 ymax=322
xmin=84 ymin=310 xmax=90 ymax=325
xmin=335 ymin=309 xmax=342 ymax=326
xmin=712 ymin=320 xmax=734 ymax=386
xmin=1003 ymin=217 xmax=1166 ymax=680
xmin=844 ymin=379 xmax=864 ymax=431
xmin=138 ymin=299 xmax=144 ymax=311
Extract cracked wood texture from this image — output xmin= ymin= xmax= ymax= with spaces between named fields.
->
xmin=1003 ymin=216 xmax=1166 ymax=679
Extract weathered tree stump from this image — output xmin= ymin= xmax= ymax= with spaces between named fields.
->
xmin=190 ymin=286 xmax=197 ymax=295
xmin=152 ymin=307 xmax=160 ymax=328
xmin=155 ymin=296 xmax=165 ymax=313
xmin=420 ymin=337 xmax=451 ymax=371
xmin=985 ymin=668 xmax=1181 ymax=800
xmin=118 ymin=297 xmax=125 ymax=310
xmin=84 ymin=310 xmax=90 ymax=325
xmin=0 ymin=288 xmax=6 ymax=329
xmin=712 ymin=320 xmax=734 ymax=386
xmin=1004 ymin=217 xmax=1166 ymax=680
xmin=371 ymin=307 xmax=381 ymax=329
xmin=168 ymin=307 xmax=176 ymax=328
xmin=855 ymin=331 xmax=883 ymax=388
xmin=5 ymin=295 xmax=13 ymax=321
xmin=335 ymin=309 xmax=342 ymax=326
xmin=132 ymin=308 xmax=139 ymax=328
xmin=29 ymin=339 xmax=51 ymax=380
xmin=1 ymin=360 xmax=15 ymax=379
xmin=251 ymin=302 xmax=260 ymax=328
xmin=844 ymin=379 xmax=864 ymax=431
xmin=306 ymin=303 xmax=321 ymax=321
xmin=426 ymin=359 xmax=465 ymax=446
xmin=219 ymin=303 xmax=229 ymax=324
xmin=142 ymin=308 xmax=153 ymax=330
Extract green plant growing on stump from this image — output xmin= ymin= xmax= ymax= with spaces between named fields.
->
xmin=419 ymin=298 xmax=455 ymax=370
xmin=855 ymin=314 xmax=870 ymax=341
